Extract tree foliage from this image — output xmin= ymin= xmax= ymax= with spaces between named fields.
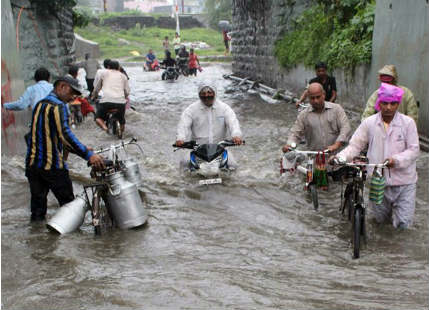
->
xmin=275 ymin=0 xmax=375 ymax=69
xmin=204 ymin=0 xmax=232 ymax=29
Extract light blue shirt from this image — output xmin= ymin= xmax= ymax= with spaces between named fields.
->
xmin=3 ymin=80 xmax=53 ymax=111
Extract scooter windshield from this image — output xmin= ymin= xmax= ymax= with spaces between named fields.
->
xmin=194 ymin=144 xmax=225 ymax=162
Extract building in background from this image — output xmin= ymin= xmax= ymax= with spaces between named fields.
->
xmin=151 ymin=0 xmax=205 ymax=14
xmin=124 ymin=0 xmax=169 ymax=13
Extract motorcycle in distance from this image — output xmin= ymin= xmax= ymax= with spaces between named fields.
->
xmin=47 ymin=137 xmax=147 ymax=235
xmin=173 ymin=140 xmax=245 ymax=186
xmin=161 ymin=66 xmax=179 ymax=81
xmin=176 ymin=56 xmax=189 ymax=77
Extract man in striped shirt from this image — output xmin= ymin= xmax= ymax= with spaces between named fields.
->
xmin=25 ymin=76 xmax=104 ymax=222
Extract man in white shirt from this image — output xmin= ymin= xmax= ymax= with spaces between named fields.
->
xmin=92 ymin=60 xmax=130 ymax=135
xmin=176 ymin=85 xmax=243 ymax=167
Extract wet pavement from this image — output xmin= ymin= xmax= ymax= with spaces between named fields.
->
xmin=1 ymin=63 xmax=428 ymax=309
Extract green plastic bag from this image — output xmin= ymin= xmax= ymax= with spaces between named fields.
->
xmin=369 ymin=167 xmax=385 ymax=205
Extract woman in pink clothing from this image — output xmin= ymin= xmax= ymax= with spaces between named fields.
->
xmin=188 ymin=48 xmax=200 ymax=77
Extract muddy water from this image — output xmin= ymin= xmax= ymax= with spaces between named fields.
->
xmin=2 ymin=63 xmax=428 ymax=309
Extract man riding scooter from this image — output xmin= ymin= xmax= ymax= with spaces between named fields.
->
xmin=160 ymin=50 xmax=179 ymax=80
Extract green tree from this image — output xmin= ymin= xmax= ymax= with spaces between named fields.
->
xmin=205 ymin=0 xmax=232 ymax=29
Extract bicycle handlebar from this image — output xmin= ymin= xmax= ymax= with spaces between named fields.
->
xmin=172 ymin=139 xmax=246 ymax=149
xmin=286 ymin=148 xmax=330 ymax=155
xmin=94 ymin=137 xmax=138 ymax=154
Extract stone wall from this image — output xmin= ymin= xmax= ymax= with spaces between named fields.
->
xmin=11 ymin=0 xmax=76 ymax=85
xmin=93 ymin=15 xmax=203 ymax=30
xmin=231 ymin=0 xmax=370 ymax=111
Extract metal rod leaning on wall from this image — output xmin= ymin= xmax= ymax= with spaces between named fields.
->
xmin=223 ymin=74 xmax=299 ymax=103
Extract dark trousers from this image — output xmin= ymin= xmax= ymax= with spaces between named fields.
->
xmin=86 ymin=78 xmax=95 ymax=94
xmin=25 ymin=168 xmax=75 ymax=220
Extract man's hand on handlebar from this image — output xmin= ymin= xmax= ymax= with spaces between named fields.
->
xmin=89 ymin=154 xmax=105 ymax=170
xmin=326 ymin=141 xmax=343 ymax=153
xmin=232 ymin=136 xmax=242 ymax=145
xmin=175 ymin=140 xmax=184 ymax=147
xmin=282 ymin=142 xmax=296 ymax=153
xmin=385 ymin=157 xmax=395 ymax=168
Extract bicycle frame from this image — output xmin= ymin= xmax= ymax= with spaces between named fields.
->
xmin=334 ymin=159 xmax=388 ymax=258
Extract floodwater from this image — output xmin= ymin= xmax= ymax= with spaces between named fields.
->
xmin=2 ymin=63 xmax=428 ymax=309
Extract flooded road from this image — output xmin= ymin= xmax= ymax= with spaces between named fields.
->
xmin=2 ymin=63 xmax=428 ymax=309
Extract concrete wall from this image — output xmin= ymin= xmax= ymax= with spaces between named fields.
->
xmin=1 ymin=0 xmax=29 ymax=156
xmin=74 ymin=33 xmax=100 ymax=60
xmin=369 ymin=0 xmax=429 ymax=137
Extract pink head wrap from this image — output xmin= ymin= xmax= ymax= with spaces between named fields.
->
xmin=375 ymin=82 xmax=404 ymax=111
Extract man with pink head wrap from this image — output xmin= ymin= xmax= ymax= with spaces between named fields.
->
xmin=335 ymin=83 xmax=420 ymax=229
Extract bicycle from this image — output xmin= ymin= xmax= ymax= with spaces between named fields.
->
xmin=83 ymin=137 xmax=145 ymax=235
xmin=331 ymin=156 xmax=388 ymax=259
xmin=281 ymin=145 xmax=330 ymax=210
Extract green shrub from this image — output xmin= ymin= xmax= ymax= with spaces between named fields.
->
xmin=275 ymin=0 xmax=375 ymax=69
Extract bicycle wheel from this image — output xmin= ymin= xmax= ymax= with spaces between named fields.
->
xmin=92 ymin=190 xmax=113 ymax=235
xmin=309 ymin=184 xmax=319 ymax=210
xmin=353 ymin=207 xmax=363 ymax=259
xmin=114 ymin=120 xmax=122 ymax=139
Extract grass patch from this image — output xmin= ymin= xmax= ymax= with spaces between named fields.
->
xmin=75 ymin=23 xmax=226 ymax=60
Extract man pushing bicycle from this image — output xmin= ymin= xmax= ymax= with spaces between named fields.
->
xmin=282 ymin=82 xmax=351 ymax=153
xmin=331 ymin=83 xmax=420 ymax=229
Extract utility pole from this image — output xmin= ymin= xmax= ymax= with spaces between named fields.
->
xmin=103 ymin=0 xmax=107 ymax=12
xmin=181 ymin=0 xmax=184 ymax=14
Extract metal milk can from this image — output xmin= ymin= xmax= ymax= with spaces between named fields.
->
xmin=46 ymin=195 xmax=89 ymax=234
xmin=123 ymin=159 xmax=143 ymax=187
xmin=105 ymin=171 xmax=147 ymax=229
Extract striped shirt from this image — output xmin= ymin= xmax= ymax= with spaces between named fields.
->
xmin=25 ymin=92 xmax=94 ymax=170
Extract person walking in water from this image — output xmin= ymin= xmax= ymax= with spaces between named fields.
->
xmin=3 ymin=67 xmax=53 ymax=111
xmin=81 ymin=53 xmax=101 ymax=94
xmin=297 ymin=62 xmax=337 ymax=106
xmin=333 ymin=83 xmax=419 ymax=229
xmin=25 ymin=75 xmax=104 ymax=221
xmin=188 ymin=48 xmax=200 ymax=77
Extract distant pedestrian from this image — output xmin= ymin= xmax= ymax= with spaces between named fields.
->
xmin=297 ymin=62 xmax=337 ymax=106
xmin=3 ymin=67 xmax=53 ymax=111
xmin=173 ymin=32 xmax=181 ymax=56
xmin=163 ymin=36 xmax=169 ymax=50
xmin=188 ymin=48 xmax=200 ymax=76
xmin=82 ymin=53 xmax=101 ymax=94
xmin=222 ymin=30 xmax=231 ymax=55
